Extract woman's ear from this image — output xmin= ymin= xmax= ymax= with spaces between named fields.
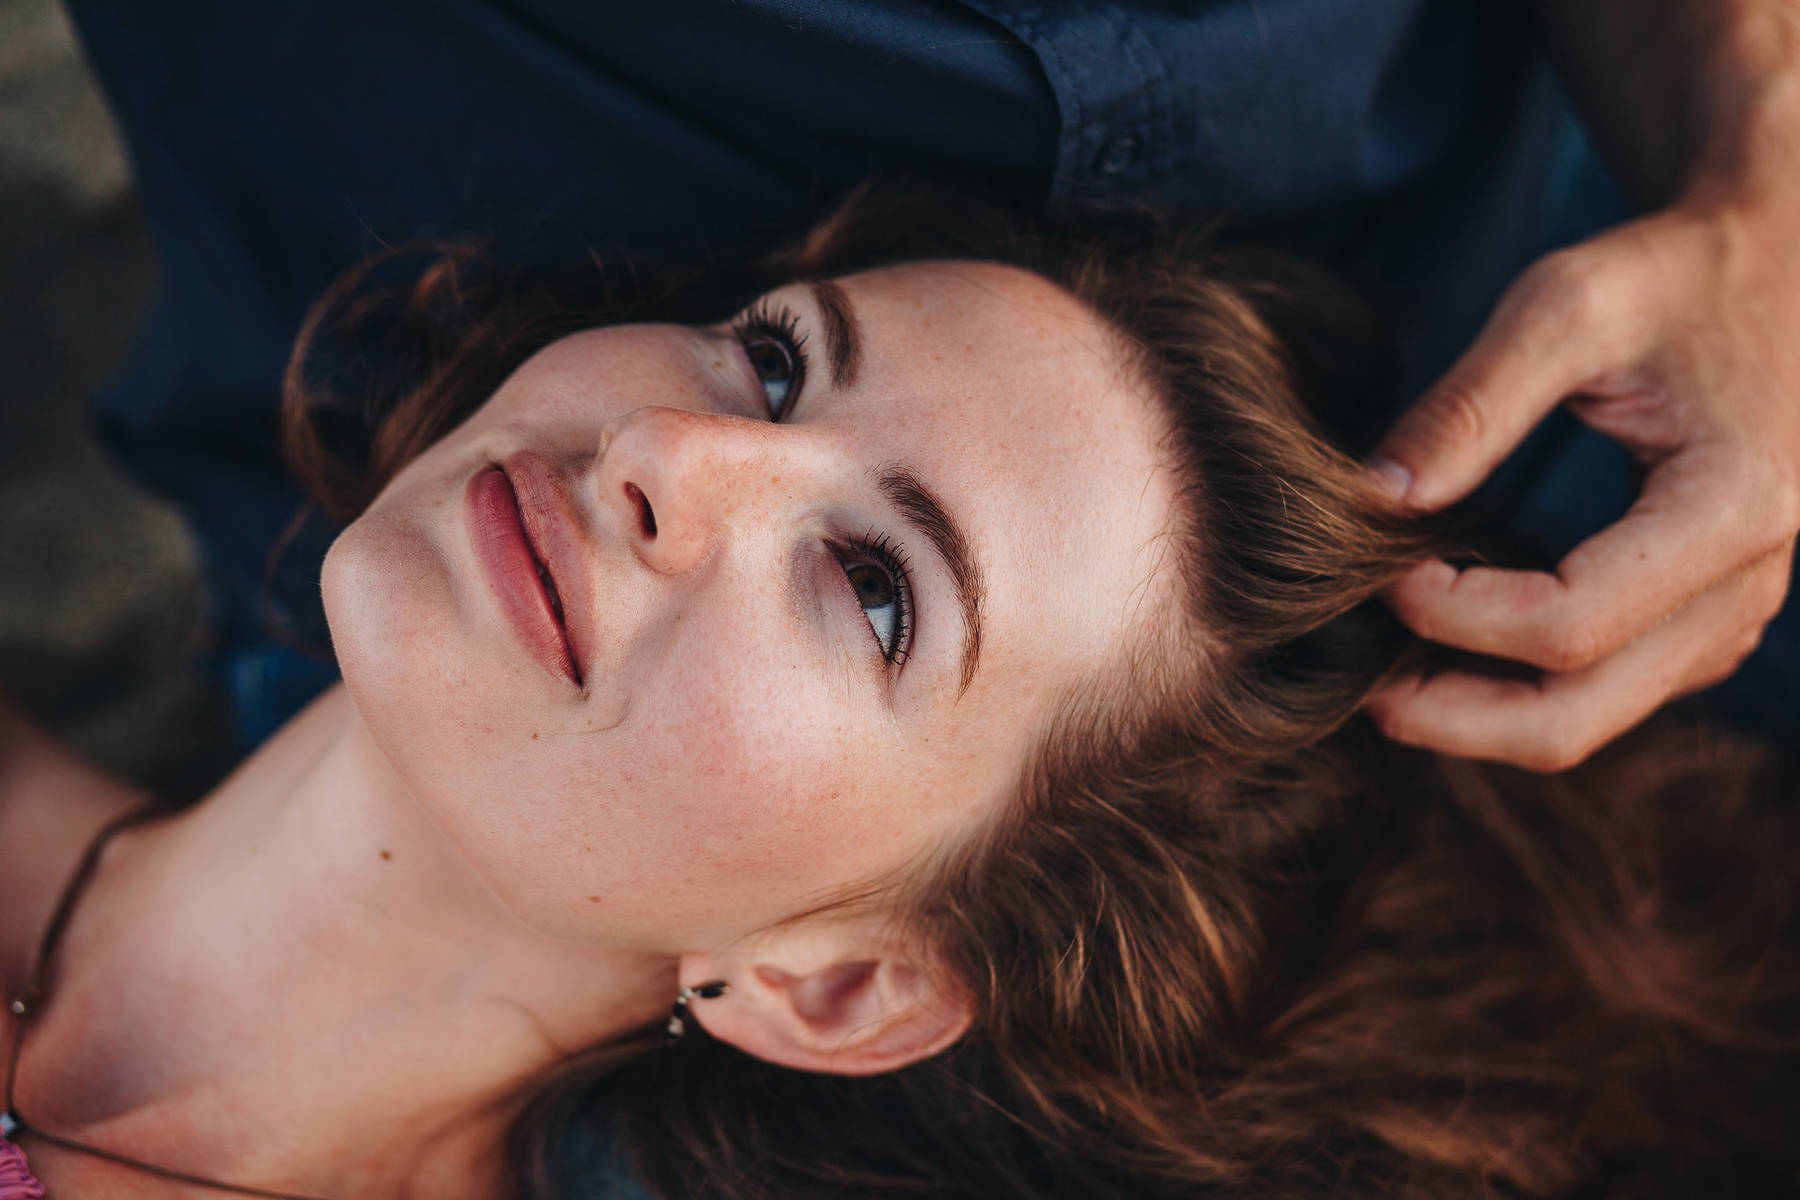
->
xmin=677 ymin=921 xmax=973 ymax=1076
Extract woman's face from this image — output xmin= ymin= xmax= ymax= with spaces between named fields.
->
xmin=324 ymin=260 xmax=1176 ymax=951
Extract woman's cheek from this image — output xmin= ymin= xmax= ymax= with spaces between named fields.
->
xmin=627 ymin=655 xmax=887 ymax=877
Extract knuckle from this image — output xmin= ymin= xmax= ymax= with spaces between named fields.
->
xmin=1767 ymin=470 xmax=1800 ymax=543
xmin=1520 ymin=727 xmax=1597 ymax=775
xmin=1726 ymin=445 xmax=1800 ymax=547
xmin=1526 ymin=248 xmax=1614 ymax=328
xmin=1730 ymin=628 xmax=1766 ymax=672
xmin=1688 ymin=642 xmax=1755 ymax=694
xmin=1534 ymin=615 xmax=1606 ymax=673
xmin=1753 ymin=567 xmax=1791 ymax=624
xmin=1687 ymin=665 xmax=1732 ymax=695
xmin=1416 ymin=376 xmax=1490 ymax=455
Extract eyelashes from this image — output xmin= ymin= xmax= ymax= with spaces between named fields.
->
xmin=835 ymin=530 xmax=913 ymax=666
xmin=731 ymin=299 xmax=807 ymax=422
xmin=729 ymin=295 xmax=915 ymax=671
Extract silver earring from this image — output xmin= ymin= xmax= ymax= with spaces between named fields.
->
xmin=666 ymin=980 xmax=729 ymax=1039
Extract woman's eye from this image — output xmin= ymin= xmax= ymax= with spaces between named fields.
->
xmin=835 ymin=536 xmax=911 ymax=666
xmin=846 ymin=562 xmax=900 ymax=657
xmin=743 ymin=335 xmax=797 ymax=420
xmin=731 ymin=300 xmax=808 ymax=421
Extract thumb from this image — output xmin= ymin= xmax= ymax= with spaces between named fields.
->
xmin=1369 ymin=256 xmax=1615 ymax=511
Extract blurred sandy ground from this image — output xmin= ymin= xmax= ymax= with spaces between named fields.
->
xmin=0 ymin=0 xmax=233 ymax=796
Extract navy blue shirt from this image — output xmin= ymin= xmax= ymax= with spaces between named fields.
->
xmin=67 ymin=0 xmax=1574 ymax=741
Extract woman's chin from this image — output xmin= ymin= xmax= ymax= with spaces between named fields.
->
xmin=324 ymin=518 xmax=447 ymax=691
xmin=321 ymin=514 xmax=494 ymax=784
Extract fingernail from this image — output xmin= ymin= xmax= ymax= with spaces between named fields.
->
xmin=1364 ymin=456 xmax=1412 ymax=502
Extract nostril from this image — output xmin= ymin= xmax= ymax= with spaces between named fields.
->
xmin=624 ymin=483 xmax=657 ymax=538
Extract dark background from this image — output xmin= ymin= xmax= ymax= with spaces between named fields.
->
xmin=0 ymin=0 xmax=232 ymax=791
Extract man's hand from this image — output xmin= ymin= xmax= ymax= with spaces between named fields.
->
xmin=1364 ymin=198 xmax=1800 ymax=771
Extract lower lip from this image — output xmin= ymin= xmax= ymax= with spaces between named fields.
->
xmin=465 ymin=466 xmax=579 ymax=686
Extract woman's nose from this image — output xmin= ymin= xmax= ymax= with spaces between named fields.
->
xmin=594 ymin=405 xmax=798 ymax=576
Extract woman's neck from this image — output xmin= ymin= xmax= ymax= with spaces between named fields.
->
xmin=11 ymin=685 xmax=672 ymax=1199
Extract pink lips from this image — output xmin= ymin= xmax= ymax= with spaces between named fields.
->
xmin=465 ymin=465 xmax=581 ymax=686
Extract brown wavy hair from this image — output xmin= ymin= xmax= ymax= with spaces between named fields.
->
xmin=283 ymin=186 xmax=1800 ymax=1199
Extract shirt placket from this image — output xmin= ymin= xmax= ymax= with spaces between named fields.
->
xmin=958 ymin=1 xmax=1174 ymax=214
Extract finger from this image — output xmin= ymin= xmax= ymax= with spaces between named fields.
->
xmin=1368 ymin=555 xmax=1788 ymax=771
xmin=1675 ymin=540 xmax=1796 ymax=694
xmin=1370 ymin=250 xmax=1641 ymax=511
xmin=1386 ymin=451 xmax=1790 ymax=672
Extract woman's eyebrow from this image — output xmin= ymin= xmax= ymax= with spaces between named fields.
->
xmin=878 ymin=464 xmax=985 ymax=695
xmin=807 ymin=278 xmax=862 ymax=389
xmin=810 ymin=279 xmax=983 ymax=692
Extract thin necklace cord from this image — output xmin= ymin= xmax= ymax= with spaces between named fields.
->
xmin=4 ymin=805 xmax=333 ymax=1200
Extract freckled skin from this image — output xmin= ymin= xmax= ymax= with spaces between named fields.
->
xmin=322 ymin=262 xmax=1178 ymax=957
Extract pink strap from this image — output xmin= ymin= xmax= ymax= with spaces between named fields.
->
xmin=0 ymin=1136 xmax=45 ymax=1200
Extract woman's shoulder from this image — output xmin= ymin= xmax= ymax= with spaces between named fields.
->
xmin=0 ymin=693 xmax=149 ymax=1004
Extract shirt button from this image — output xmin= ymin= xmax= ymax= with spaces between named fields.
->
xmin=1092 ymin=133 xmax=1141 ymax=177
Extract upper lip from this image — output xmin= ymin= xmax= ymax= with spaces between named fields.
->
xmin=501 ymin=450 xmax=594 ymax=687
